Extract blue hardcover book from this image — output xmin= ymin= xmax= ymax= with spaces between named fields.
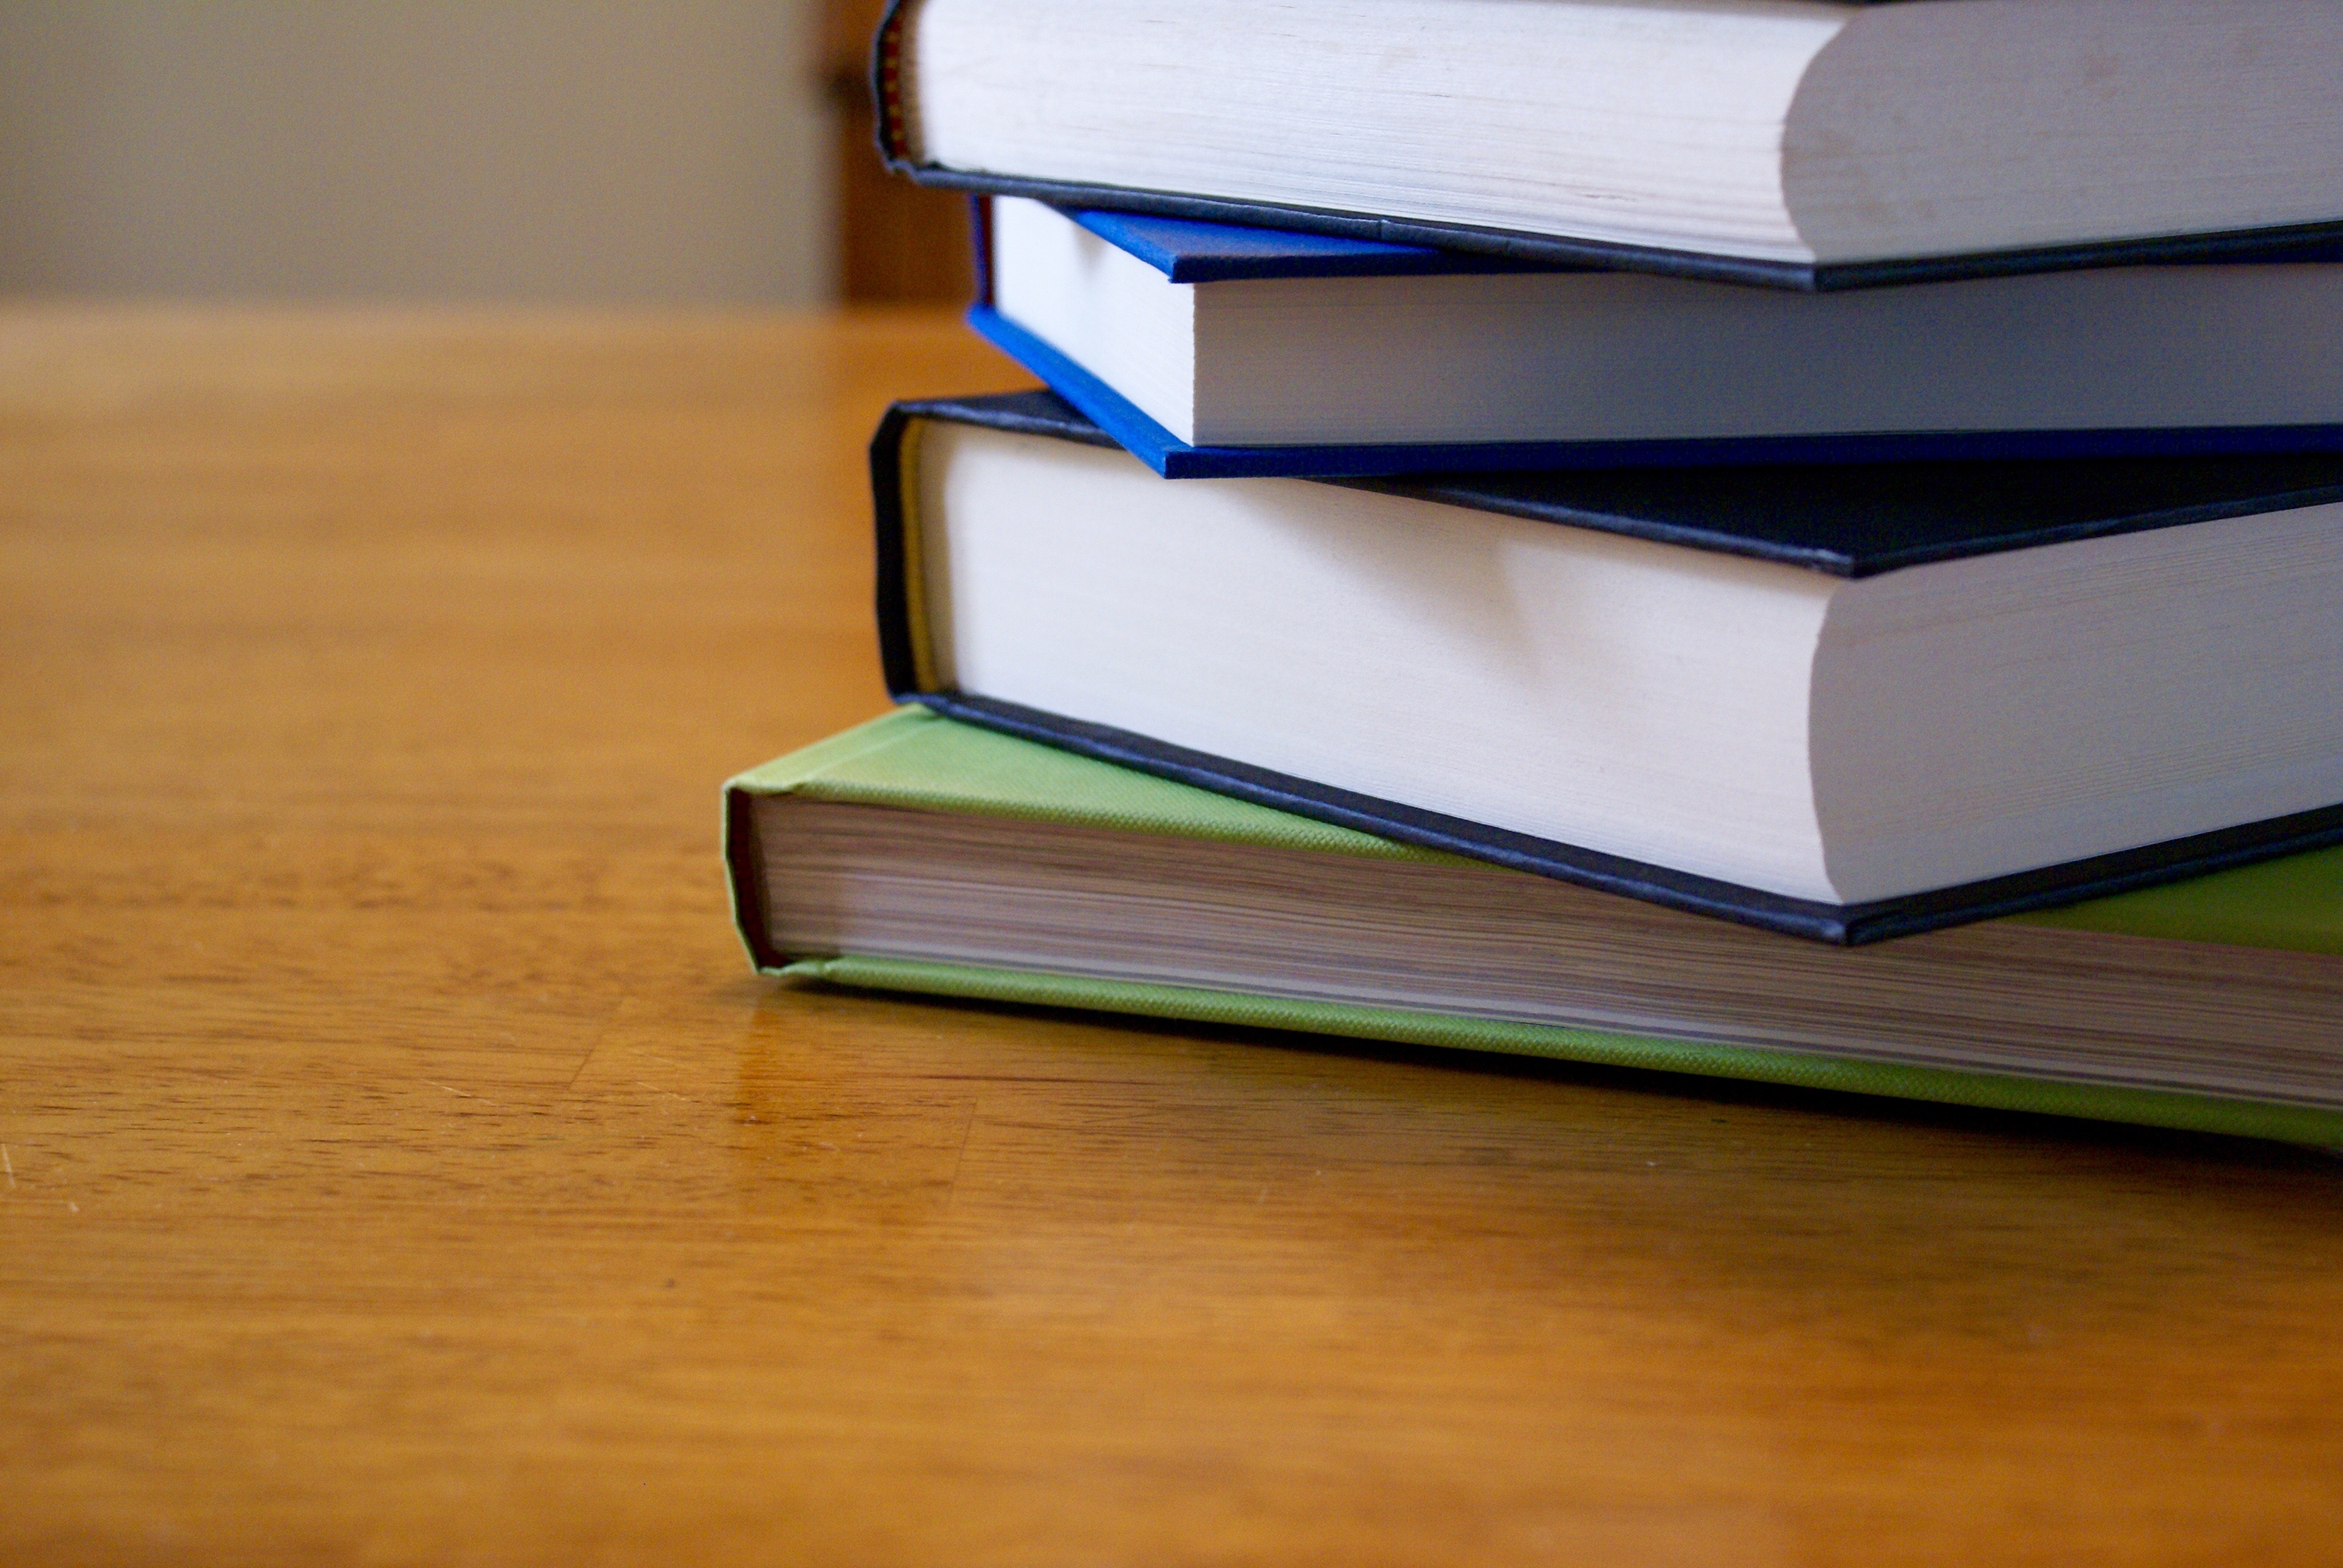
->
xmin=967 ymin=197 xmax=2343 ymax=480
xmin=879 ymin=0 xmax=2343 ymax=292
xmin=870 ymin=391 xmax=2343 ymax=944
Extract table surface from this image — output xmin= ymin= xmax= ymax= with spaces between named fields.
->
xmin=6 ymin=307 xmax=2342 ymax=1568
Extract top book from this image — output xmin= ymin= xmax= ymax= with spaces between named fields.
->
xmin=877 ymin=0 xmax=2343 ymax=290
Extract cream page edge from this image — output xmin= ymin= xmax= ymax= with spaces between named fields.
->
xmin=916 ymin=420 xmax=1842 ymax=901
xmin=907 ymin=0 xmax=1849 ymax=263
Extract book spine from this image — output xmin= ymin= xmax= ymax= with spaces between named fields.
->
xmin=969 ymin=192 xmax=995 ymax=310
xmin=724 ymin=781 xmax=784 ymax=971
xmin=871 ymin=0 xmax=918 ymax=172
xmin=868 ymin=402 xmax=929 ymax=699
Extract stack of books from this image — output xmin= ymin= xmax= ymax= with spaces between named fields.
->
xmin=728 ymin=0 xmax=2343 ymax=1145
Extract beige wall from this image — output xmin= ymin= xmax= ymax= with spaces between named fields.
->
xmin=0 ymin=1 xmax=835 ymax=304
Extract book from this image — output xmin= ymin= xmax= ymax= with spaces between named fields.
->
xmin=727 ymin=707 xmax=2343 ymax=1146
xmin=877 ymin=0 xmax=2343 ymax=290
xmin=973 ymin=197 xmax=2343 ymax=480
xmin=870 ymin=391 xmax=2343 ymax=942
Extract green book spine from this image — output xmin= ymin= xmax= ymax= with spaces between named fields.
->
xmin=728 ymin=707 xmax=2343 ymax=1146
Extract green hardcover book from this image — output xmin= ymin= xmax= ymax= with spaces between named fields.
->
xmin=727 ymin=707 xmax=2343 ymax=1145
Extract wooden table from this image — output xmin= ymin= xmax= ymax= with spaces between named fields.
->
xmin=6 ymin=308 xmax=2342 ymax=1567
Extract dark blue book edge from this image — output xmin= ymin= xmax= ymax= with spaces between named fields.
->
xmin=967 ymin=298 xmax=2343 ymax=482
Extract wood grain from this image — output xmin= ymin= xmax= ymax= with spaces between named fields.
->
xmin=4 ymin=306 xmax=2342 ymax=1568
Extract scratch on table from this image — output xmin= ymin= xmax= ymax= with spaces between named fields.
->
xmin=943 ymin=1093 xmax=980 ymax=1210
xmin=425 ymin=1081 xmax=479 ymax=1100
xmin=2 ymin=1144 xmax=13 ymax=1189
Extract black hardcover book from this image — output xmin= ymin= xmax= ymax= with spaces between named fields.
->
xmin=870 ymin=392 xmax=2343 ymax=944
